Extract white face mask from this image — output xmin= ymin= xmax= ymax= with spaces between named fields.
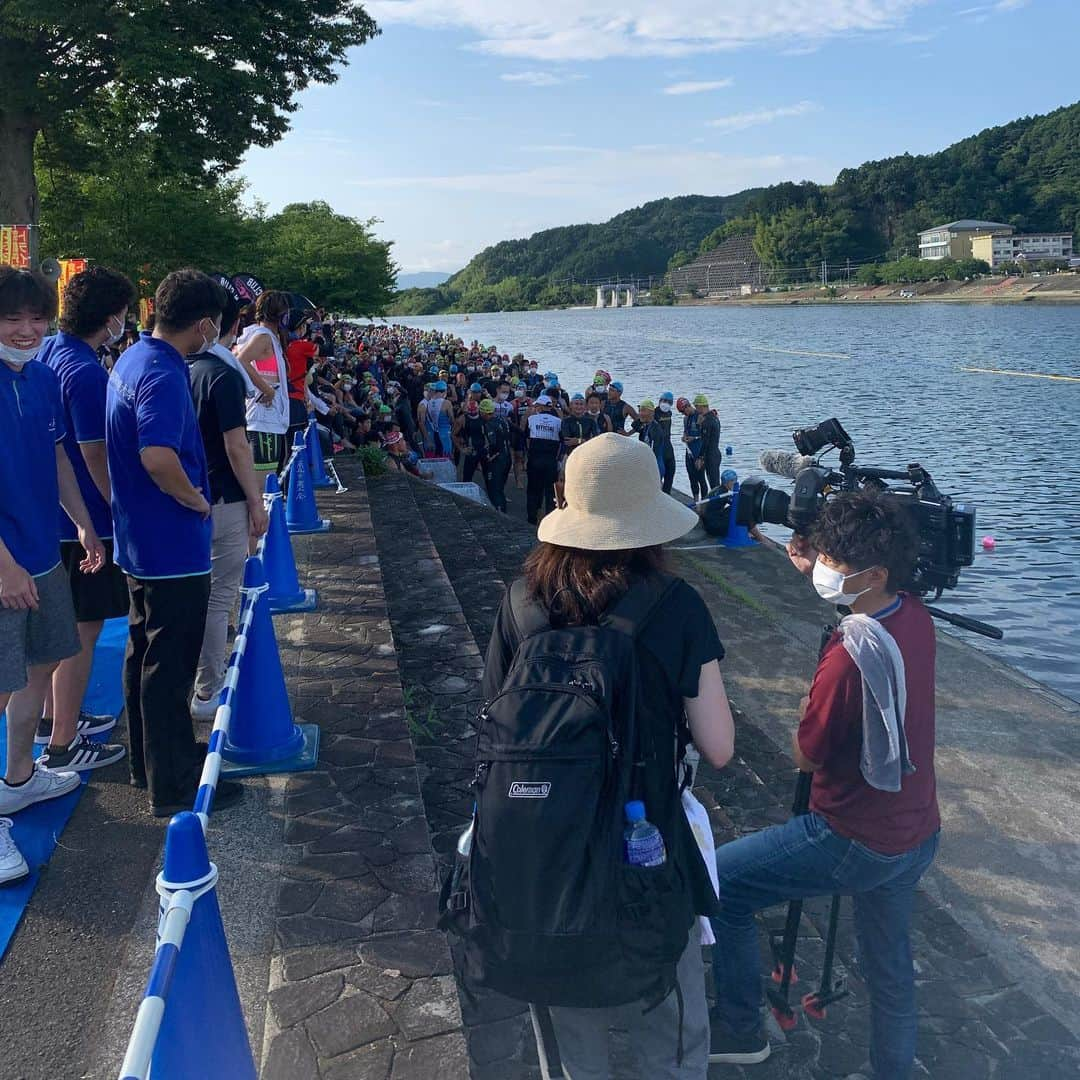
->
xmin=0 ymin=342 xmax=39 ymax=367
xmin=658 ymin=402 xmax=672 ymax=413
xmin=812 ymin=561 xmax=877 ymax=606
xmin=105 ymin=315 xmax=125 ymax=347
xmin=199 ymin=319 xmax=220 ymax=354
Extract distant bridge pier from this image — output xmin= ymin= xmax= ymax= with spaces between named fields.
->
xmin=595 ymin=285 xmax=637 ymax=309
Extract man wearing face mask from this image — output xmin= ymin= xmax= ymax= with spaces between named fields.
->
xmin=36 ymin=267 xmax=137 ymax=773
xmin=0 ymin=267 xmax=106 ymax=885
xmin=187 ymin=288 xmax=270 ymax=720
xmin=708 ymin=493 xmax=939 ymax=1077
xmin=107 ymin=269 xmax=243 ymax=816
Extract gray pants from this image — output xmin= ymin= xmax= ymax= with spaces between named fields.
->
xmin=194 ymin=500 xmax=249 ymax=699
xmin=548 ymin=926 xmax=709 ymax=1080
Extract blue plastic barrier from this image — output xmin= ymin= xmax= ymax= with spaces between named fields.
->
xmin=285 ymin=430 xmax=331 ymax=534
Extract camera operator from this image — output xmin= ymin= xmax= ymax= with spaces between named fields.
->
xmin=708 ymin=492 xmax=939 ymax=1078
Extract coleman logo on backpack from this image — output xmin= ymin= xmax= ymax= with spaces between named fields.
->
xmin=509 ymin=781 xmax=551 ymax=798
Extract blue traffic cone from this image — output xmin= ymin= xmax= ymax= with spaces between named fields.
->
xmin=307 ymin=418 xmax=334 ymax=489
xmin=285 ymin=430 xmax=330 ymax=534
xmin=150 ymin=813 xmax=256 ymax=1080
xmin=262 ymin=474 xmax=317 ymax=613
xmin=721 ymin=482 xmax=758 ymax=548
xmin=221 ymin=557 xmax=319 ymax=777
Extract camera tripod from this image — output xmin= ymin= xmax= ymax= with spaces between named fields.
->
xmin=767 ymin=620 xmax=849 ymax=1031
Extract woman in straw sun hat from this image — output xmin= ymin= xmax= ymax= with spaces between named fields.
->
xmin=483 ymin=433 xmax=736 ymax=1077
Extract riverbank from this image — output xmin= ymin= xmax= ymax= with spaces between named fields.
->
xmin=678 ymin=274 xmax=1080 ymax=306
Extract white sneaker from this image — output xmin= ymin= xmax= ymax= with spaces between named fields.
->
xmin=189 ymin=693 xmax=220 ymax=722
xmin=0 ymin=762 xmax=81 ymax=814
xmin=0 ymin=818 xmax=30 ymax=886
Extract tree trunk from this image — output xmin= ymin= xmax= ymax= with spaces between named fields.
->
xmin=0 ymin=111 xmax=40 ymax=226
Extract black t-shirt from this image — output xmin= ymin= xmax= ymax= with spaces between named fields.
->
xmin=188 ymin=353 xmax=248 ymax=504
xmin=482 ymin=573 xmax=725 ymax=914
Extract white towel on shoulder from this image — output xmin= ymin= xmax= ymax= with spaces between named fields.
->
xmin=839 ymin=613 xmax=915 ymax=793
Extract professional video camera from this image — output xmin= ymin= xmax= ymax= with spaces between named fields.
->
xmin=700 ymin=418 xmax=998 ymax=637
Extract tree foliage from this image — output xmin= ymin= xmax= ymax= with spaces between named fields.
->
xmin=252 ymin=202 xmax=397 ymax=317
xmin=0 ymin=0 xmax=378 ymax=221
xmin=38 ymin=140 xmax=397 ymax=315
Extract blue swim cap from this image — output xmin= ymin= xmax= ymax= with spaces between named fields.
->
xmin=449 ymin=364 xmax=459 ymax=373
xmin=659 ymin=390 xmax=674 ymax=402
xmin=721 ymin=469 xmax=738 ymax=485
xmin=610 ymin=380 xmax=624 ymax=393
xmin=571 ymin=393 xmax=585 ymax=402
xmin=470 ymin=382 xmax=482 ymax=392
xmin=434 ymin=379 xmax=447 ymax=391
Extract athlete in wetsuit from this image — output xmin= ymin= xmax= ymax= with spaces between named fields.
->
xmin=655 ymin=390 xmax=677 ymax=494
xmin=680 ymin=396 xmax=707 ymax=501
xmin=604 ymin=380 xmax=638 ymax=434
xmin=478 ymin=399 xmax=512 ymax=512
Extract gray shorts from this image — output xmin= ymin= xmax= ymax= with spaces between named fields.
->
xmin=0 ymin=562 xmax=81 ymax=693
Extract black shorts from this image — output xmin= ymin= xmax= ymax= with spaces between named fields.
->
xmin=248 ymin=430 xmax=286 ymax=472
xmin=60 ymin=538 xmax=130 ymax=623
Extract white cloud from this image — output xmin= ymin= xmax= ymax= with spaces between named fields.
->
xmin=707 ymin=100 xmax=820 ymax=132
xmin=345 ymin=147 xmax=819 ymax=201
xmin=663 ymin=78 xmax=734 ymax=95
xmin=500 ymin=70 xmax=586 ymax=86
xmin=365 ymin=0 xmax=925 ymax=62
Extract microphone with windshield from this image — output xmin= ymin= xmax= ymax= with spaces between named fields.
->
xmin=758 ymin=449 xmax=817 ymax=479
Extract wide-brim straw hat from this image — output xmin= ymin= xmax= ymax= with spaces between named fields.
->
xmin=538 ymin=433 xmax=699 ymax=550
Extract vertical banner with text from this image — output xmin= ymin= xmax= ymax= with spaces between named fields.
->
xmin=57 ymin=258 xmax=89 ymax=319
xmin=0 ymin=225 xmax=32 ymax=269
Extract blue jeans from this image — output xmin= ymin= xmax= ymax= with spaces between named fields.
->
xmin=710 ymin=812 xmax=939 ymax=1079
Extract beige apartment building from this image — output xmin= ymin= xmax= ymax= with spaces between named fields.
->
xmin=919 ymin=220 xmax=1074 ymax=267
xmin=918 ymin=220 xmax=1015 ymax=260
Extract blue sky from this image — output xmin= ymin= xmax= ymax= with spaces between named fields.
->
xmin=240 ymin=0 xmax=1078 ymax=275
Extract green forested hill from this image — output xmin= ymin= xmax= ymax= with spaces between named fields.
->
xmin=391 ymin=102 xmax=1080 ymax=314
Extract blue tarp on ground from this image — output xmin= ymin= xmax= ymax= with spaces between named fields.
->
xmin=0 ymin=616 xmax=127 ymax=960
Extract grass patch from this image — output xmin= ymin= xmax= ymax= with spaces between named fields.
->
xmin=403 ymin=685 xmax=446 ymax=742
xmin=356 ymin=444 xmax=388 ymax=477
xmin=677 ymin=553 xmax=776 ymax=622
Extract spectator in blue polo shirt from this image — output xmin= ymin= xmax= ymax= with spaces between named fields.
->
xmin=37 ymin=266 xmax=136 ymax=774
xmin=0 ymin=266 xmax=106 ymax=887
xmin=106 ymin=269 xmax=242 ymax=817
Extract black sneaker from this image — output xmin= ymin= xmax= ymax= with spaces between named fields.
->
xmin=708 ymin=1021 xmax=771 ymax=1065
xmin=40 ymin=736 xmax=126 ymax=773
xmin=35 ymin=712 xmax=117 ymax=745
xmin=150 ymin=779 xmax=244 ymax=819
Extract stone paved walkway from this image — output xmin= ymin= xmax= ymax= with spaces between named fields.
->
xmin=261 ymin=463 xmax=470 ymax=1080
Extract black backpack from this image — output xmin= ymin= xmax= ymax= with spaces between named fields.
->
xmin=440 ymin=574 xmax=695 ymax=1010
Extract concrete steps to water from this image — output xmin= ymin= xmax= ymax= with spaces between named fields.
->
xmin=366 ymin=471 xmax=543 ymax=1080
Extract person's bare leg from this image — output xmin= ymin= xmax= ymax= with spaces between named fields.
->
xmin=50 ymin=620 xmax=103 ymax=748
xmin=5 ymin=663 xmax=59 ymax=784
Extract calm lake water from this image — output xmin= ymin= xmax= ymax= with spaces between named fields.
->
xmin=398 ymin=304 xmax=1080 ymax=702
